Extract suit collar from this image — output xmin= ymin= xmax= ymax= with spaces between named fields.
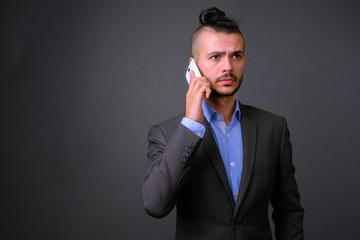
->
xmin=239 ymin=101 xmax=254 ymax=120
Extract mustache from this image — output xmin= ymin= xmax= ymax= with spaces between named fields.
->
xmin=215 ymin=73 xmax=237 ymax=83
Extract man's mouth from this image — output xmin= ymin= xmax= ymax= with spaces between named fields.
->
xmin=215 ymin=73 xmax=237 ymax=84
xmin=218 ymin=78 xmax=235 ymax=84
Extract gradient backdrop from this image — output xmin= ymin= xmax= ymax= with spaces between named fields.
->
xmin=1 ymin=0 xmax=360 ymax=239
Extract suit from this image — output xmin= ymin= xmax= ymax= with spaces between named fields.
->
xmin=141 ymin=102 xmax=304 ymax=239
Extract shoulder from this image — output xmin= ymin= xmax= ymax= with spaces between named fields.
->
xmin=148 ymin=113 xmax=185 ymax=140
xmin=240 ymin=103 xmax=287 ymax=129
xmin=241 ymin=104 xmax=284 ymax=120
xmin=153 ymin=113 xmax=185 ymax=130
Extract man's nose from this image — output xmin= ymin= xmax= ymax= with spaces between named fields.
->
xmin=221 ymin=57 xmax=233 ymax=72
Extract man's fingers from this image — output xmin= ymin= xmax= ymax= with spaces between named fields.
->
xmin=189 ymin=70 xmax=195 ymax=84
xmin=188 ymin=74 xmax=212 ymax=99
xmin=200 ymin=79 xmax=211 ymax=99
xmin=205 ymin=88 xmax=212 ymax=99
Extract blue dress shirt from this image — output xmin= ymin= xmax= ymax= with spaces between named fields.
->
xmin=181 ymin=99 xmax=243 ymax=202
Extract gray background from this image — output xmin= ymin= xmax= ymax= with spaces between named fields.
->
xmin=1 ymin=0 xmax=359 ymax=239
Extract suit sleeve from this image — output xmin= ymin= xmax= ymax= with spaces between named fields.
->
xmin=141 ymin=123 xmax=202 ymax=218
xmin=271 ymin=118 xmax=304 ymax=240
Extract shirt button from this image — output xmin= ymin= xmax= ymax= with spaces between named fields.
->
xmin=226 ymin=133 xmax=230 ymax=137
xmin=217 ymin=116 xmax=221 ymax=120
xmin=231 ymin=162 xmax=235 ymax=167
xmin=234 ymin=192 xmax=238 ymax=196
xmin=196 ymin=132 xmax=201 ymax=136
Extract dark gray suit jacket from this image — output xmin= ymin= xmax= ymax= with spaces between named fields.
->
xmin=141 ymin=102 xmax=304 ymax=240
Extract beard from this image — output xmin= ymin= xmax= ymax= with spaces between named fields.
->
xmin=211 ymin=73 xmax=243 ymax=97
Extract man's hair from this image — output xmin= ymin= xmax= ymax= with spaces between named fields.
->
xmin=191 ymin=7 xmax=244 ymax=57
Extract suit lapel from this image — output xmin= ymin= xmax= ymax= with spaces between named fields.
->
xmin=234 ymin=104 xmax=257 ymax=216
xmin=202 ymin=119 xmax=235 ymax=206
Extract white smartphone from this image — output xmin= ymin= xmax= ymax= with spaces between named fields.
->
xmin=185 ymin=59 xmax=202 ymax=84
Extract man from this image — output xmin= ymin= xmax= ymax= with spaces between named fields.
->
xmin=141 ymin=7 xmax=304 ymax=240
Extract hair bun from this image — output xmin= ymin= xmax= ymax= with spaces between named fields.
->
xmin=199 ymin=7 xmax=226 ymax=26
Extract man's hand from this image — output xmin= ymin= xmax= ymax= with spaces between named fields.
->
xmin=185 ymin=70 xmax=212 ymax=123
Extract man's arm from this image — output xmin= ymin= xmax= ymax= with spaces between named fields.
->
xmin=141 ymin=122 xmax=202 ymax=218
xmin=271 ymin=118 xmax=304 ymax=239
xmin=141 ymin=70 xmax=211 ymax=218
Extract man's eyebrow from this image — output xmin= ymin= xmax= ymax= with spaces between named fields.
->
xmin=207 ymin=51 xmax=225 ymax=57
xmin=207 ymin=50 xmax=244 ymax=57
xmin=233 ymin=50 xmax=244 ymax=55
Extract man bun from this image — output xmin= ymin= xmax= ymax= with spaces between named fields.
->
xmin=199 ymin=7 xmax=226 ymax=26
xmin=191 ymin=7 xmax=244 ymax=57
xmin=197 ymin=7 xmax=240 ymax=34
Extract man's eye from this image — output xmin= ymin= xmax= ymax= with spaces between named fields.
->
xmin=233 ymin=55 xmax=242 ymax=59
xmin=211 ymin=55 xmax=219 ymax=60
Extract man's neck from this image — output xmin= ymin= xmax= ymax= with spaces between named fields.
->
xmin=205 ymin=95 xmax=237 ymax=126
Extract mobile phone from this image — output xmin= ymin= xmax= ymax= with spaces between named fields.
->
xmin=185 ymin=59 xmax=202 ymax=84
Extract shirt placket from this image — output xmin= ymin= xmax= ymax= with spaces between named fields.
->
xmin=227 ymin=124 xmax=237 ymax=201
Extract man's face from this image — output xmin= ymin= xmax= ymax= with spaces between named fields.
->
xmin=194 ymin=30 xmax=246 ymax=97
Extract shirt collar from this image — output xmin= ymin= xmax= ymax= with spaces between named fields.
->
xmin=202 ymin=98 xmax=241 ymax=123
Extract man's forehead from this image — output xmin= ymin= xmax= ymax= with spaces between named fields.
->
xmin=191 ymin=27 xmax=244 ymax=58
xmin=199 ymin=30 xmax=244 ymax=51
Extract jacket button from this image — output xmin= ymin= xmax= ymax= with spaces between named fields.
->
xmin=182 ymin=152 xmax=189 ymax=157
xmin=232 ymin=224 xmax=240 ymax=231
xmin=188 ymin=143 xmax=195 ymax=148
